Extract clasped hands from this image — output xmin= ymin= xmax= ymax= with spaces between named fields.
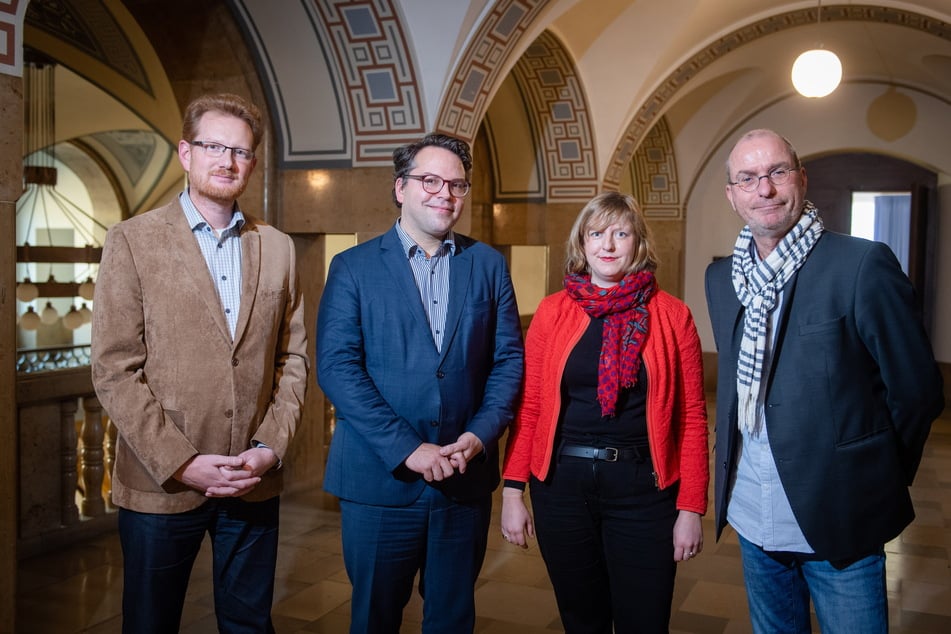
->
xmin=404 ymin=431 xmax=483 ymax=482
xmin=173 ymin=446 xmax=279 ymax=497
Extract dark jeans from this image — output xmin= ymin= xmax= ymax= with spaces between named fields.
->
xmin=118 ymin=496 xmax=280 ymax=634
xmin=530 ymin=453 xmax=678 ymax=634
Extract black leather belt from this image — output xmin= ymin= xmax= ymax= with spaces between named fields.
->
xmin=559 ymin=443 xmax=647 ymax=463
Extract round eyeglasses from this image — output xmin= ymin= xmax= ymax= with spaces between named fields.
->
xmin=190 ymin=140 xmax=255 ymax=162
xmin=403 ymin=174 xmax=470 ymax=197
xmin=729 ymin=167 xmax=799 ymax=192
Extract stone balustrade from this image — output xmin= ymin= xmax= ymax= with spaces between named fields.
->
xmin=16 ymin=362 xmax=117 ymax=558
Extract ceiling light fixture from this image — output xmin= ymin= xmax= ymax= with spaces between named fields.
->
xmin=791 ymin=0 xmax=842 ymax=98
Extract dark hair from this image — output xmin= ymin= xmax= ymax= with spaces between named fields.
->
xmin=564 ymin=191 xmax=658 ymax=275
xmin=391 ymin=133 xmax=472 ymax=207
xmin=182 ymin=93 xmax=263 ymax=150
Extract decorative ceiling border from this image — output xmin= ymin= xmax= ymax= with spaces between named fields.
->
xmin=630 ymin=116 xmax=681 ymax=219
xmin=511 ymin=30 xmax=597 ymax=202
xmin=0 ymin=0 xmax=27 ymax=76
xmin=313 ymin=0 xmax=425 ymax=164
xmin=605 ymin=4 xmax=951 ymax=188
xmin=435 ymin=0 xmax=546 ymax=144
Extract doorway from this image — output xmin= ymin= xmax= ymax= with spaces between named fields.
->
xmin=803 ymin=152 xmax=938 ymax=334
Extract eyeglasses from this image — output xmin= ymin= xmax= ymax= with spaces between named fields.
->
xmin=189 ymin=140 xmax=255 ymax=162
xmin=403 ymin=174 xmax=470 ymax=197
xmin=728 ymin=166 xmax=799 ymax=192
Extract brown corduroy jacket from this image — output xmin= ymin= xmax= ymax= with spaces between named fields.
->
xmin=91 ymin=199 xmax=309 ymax=514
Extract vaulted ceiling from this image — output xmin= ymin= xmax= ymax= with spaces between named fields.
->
xmin=16 ymin=0 xmax=951 ymax=212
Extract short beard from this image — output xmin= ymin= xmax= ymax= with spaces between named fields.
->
xmin=191 ymin=174 xmax=248 ymax=204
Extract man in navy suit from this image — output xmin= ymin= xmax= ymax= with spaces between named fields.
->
xmin=317 ymin=133 xmax=524 ymax=633
xmin=706 ymin=129 xmax=943 ymax=633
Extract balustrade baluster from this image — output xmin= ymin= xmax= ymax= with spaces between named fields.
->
xmin=104 ymin=417 xmax=117 ymax=509
xmin=60 ymin=398 xmax=80 ymax=526
xmin=80 ymin=396 xmax=106 ymax=517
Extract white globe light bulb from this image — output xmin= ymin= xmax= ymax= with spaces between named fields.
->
xmin=791 ymin=49 xmax=842 ymax=98
xmin=40 ymin=301 xmax=60 ymax=325
xmin=20 ymin=306 xmax=41 ymax=331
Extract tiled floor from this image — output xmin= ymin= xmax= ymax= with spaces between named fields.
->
xmin=17 ymin=405 xmax=951 ymax=633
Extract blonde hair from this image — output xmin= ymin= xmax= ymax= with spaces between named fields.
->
xmin=564 ymin=192 xmax=658 ymax=275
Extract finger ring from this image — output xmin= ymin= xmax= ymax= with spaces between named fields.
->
xmin=502 ymin=534 xmax=509 ymax=540
xmin=688 ymin=551 xmax=695 ymax=556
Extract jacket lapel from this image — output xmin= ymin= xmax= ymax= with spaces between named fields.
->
xmin=165 ymin=204 xmax=232 ymax=343
xmin=233 ymin=221 xmax=261 ymax=348
xmin=440 ymin=242 xmax=473 ymax=359
xmin=380 ymin=228 xmax=434 ymax=339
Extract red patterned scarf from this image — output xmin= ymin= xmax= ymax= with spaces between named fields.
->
xmin=564 ymin=271 xmax=656 ymax=417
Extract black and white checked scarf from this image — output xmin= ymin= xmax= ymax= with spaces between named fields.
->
xmin=731 ymin=202 xmax=823 ymax=432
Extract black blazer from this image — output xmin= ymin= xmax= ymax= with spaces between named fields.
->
xmin=705 ymin=231 xmax=943 ymax=561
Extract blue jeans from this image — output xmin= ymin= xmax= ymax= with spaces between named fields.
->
xmin=737 ymin=533 xmax=887 ymax=634
xmin=340 ymin=487 xmax=491 ymax=634
xmin=118 ymin=497 xmax=280 ymax=634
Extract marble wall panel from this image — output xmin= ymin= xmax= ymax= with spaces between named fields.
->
xmin=279 ymin=166 xmax=396 ymax=235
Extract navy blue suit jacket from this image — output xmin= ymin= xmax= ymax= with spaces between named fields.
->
xmin=317 ymin=225 xmax=524 ymax=505
xmin=706 ymin=231 xmax=943 ymax=561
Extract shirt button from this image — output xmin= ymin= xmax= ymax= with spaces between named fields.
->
xmin=436 ymin=371 xmax=445 ymax=379
xmin=232 ymin=358 xmax=239 ymax=367
xmin=225 ymin=409 xmax=234 ymax=418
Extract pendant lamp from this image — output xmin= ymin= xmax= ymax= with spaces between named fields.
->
xmin=791 ymin=1 xmax=842 ymax=98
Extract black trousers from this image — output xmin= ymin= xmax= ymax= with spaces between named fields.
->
xmin=530 ymin=452 xmax=678 ymax=634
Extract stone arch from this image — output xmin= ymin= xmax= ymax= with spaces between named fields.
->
xmin=628 ymin=117 xmax=681 ymax=220
xmin=509 ymin=30 xmax=598 ymax=202
xmin=435 ymin=0 xmax=547 ymax=142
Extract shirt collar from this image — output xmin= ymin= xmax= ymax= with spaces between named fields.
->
xmin=394 ymin=218 xmax=456 ymax=258
xmin=179 ymin=190 xmax=245 ymax=233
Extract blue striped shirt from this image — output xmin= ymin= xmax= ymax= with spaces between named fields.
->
xmin=395 ymin=220 xmax=454 ymax=352
xmin=727 ymin=242 xmax=812 ymax=552
xmin=179 ymin=191 xmax=244 ymax=340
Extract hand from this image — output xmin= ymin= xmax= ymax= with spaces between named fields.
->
xmin=405 ymin=443 xmax=456 ymax=482
xmin=236 ymin=446 xmax=279 ymax=476
xmin=500 ymin=487 xmax=534 ymax=548
xmin=673 ymin=510 xmax=703 ymax=561
xmin=439 ymin=432 xmax=484 ymax=474
xmin=173 ymin=454 xmax=262 ymax=498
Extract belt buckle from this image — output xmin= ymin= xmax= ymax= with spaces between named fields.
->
xmin=603 ymin=447 xmax=619 ymax=462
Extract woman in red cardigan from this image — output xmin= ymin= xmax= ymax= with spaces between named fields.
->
xmin=501 ymin=191 xmax=709 ymax=633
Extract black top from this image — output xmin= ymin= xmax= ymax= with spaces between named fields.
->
xmin=559 ymin=316 xmax=648 ymax=447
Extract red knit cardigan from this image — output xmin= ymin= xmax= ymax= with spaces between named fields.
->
xmin=502 ymin=289 xmax=710 ymax=515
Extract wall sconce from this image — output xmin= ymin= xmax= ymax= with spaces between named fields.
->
xmin=791 ymin=1 xmax=842 ymax=98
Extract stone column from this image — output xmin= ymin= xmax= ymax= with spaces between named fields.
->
xmin=0 ymin=70 xmax=23 ymax=634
